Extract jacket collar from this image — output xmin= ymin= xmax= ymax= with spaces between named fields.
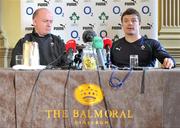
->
xmin=32 ymin=28 xmax=51 ymax=38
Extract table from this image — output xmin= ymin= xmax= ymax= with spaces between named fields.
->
xmin=0 ymin=68 xmax=180 ymax=128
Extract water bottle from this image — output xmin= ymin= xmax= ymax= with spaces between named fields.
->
xmin=23 ymin=41 xmax=40 ymax=66
xmin=30 ymin=42 xmax=40 ymax=66
xmin=82 ymin=42 xmax=97 ymax=70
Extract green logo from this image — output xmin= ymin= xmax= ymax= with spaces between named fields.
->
xmin=98 ymin=12 xmax=109 ymax=23
xmin=69 ymin=12 xmax=80 ymax=23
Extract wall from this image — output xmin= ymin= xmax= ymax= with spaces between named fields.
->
xmin=158 ymin=0 xmax=180 ymax=67
xmin=0 ymin=0 xmax=21 ymax=67
xmin=1 ymin=0 xmax=21 ymax=48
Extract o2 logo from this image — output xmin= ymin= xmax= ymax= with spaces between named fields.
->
xmin=100 ymin=30 xmax=108 ymax=38
xmin=71 ymin=30 xmax=80 ymax=40
xmin=84 ymin=6 xmax=93 ymax=16
xmin=142 ymin=6 xmax=151 ymax=16
xmin=113 ymin=6 xmax=121 ymax=15
xmin=26 ymin=7 xmax=34 ymax=15
xmin=55 ymin=6 xmax=64 ymax=17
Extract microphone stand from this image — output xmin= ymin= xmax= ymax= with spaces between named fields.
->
xmin=66 ymin=48 xmax=76 ymax=70
xmin=74 ymin=49 xmax=82 ymax=70
xmin=106 ymin=51 xmax=111 ymax=69
xmin=105 ymin=47 xmax=111 ymax=69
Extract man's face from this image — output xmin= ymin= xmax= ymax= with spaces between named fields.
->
xmin=122 ymin=14 xmax=140 ymax=36
xmin=33 ymin=9 xmax=53 ymax=36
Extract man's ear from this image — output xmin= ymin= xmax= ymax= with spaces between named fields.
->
xmin=32 ymin=19 xmax=36 ymax=26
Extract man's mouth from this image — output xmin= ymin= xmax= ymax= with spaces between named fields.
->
xmin=127 ymin=27 xmax=134 ymax=30
xmin=127 ymin=28 xmax=134 ymax=29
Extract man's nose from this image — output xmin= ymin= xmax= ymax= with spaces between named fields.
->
xmin=47 ymin=22 xmax=52 ymax=27
xmin=128 ymin=21 xmax=133 ymax=25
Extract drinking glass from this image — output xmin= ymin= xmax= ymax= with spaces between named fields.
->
xmin=15 ymin=55 xmax=23 ymax=65
xmin=130 ymin=55 xmax=138 ymax=67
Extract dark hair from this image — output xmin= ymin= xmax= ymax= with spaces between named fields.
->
xmin=121 ymin=8 xmax=141 ymax=23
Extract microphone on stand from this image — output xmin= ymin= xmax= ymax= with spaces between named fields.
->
xmin=82 ymin=30 xmax=97 ymax=43
xmin=81 ymin=30 xmax=98 ymax=70
xmin=65 ymin=39 xmax=76 ymax=68
xmin=92 ymin=36 xmax=106 ymax=70
xmin=103 ymin=37 xmax=112 ymax=68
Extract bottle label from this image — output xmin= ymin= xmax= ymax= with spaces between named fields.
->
xmin=83 ymin=55 xmax=97 ymax=70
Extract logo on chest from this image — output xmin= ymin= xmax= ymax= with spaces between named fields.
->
xmin=141 ymin=45 xmax=145 ymax=50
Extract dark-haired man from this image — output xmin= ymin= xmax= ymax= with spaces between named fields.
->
xmin=110 ymin=8 xmax=175 ymax=69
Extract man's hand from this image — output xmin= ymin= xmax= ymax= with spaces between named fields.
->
xmin=162 ymin=58 xmax=174 ymax=69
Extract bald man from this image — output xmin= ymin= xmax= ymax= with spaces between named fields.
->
xmin=10 ymin=8 xmax=67 ymax=67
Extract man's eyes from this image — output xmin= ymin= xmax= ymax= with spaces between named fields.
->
xmin=132 ymin=19 xmax=137 ymax=22
xmin=42 ymin=20 xmax=53 ymax=23
xmin=124 ymin=19 xmax=138 ymax=23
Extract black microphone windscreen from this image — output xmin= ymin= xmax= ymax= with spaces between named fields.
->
xmin=82 ymin=30 xmax=97 ymax=43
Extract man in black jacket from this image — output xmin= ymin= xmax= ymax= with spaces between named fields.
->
xmin=110 ymin=8 xmax=175 ymax=69
xmin=10 ymin=8 xmax=67 ymax=67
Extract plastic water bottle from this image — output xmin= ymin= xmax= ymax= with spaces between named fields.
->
xmin=23 ymin=41 xmax=40 ymax=66
xmin=82 ymin=42 xmax=97 ymax=70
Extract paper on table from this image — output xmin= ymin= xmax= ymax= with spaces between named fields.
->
xmin=12 ymin=65 xmax=46 ymax=70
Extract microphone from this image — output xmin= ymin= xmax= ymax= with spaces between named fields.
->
xmin=74 ymin=49 xmax=83 ymax=70
xmin=92 ymin=36 xmax=106 ymax=70
xmin=82 ymin=30 xmax=97 ymax=43
xmin=65 ymin=39 xmax=76 ymax=67
xmin=103 ymin=37 xmax=112 ymax=68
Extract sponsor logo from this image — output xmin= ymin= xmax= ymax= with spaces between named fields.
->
xmin=54 ymin=6 xmax=64 ymax=16
xmin=125 ymin=0 xmax=136 ymax=6
xmin=26 ymin=7 xmax=34 ymax=15
xmin=82 ymin=24 xmax=95 ymax=30
xmin=71 ymin=30 xmax=80 ymax=40
xmin=112 ymin=23 xmax=122 ymax=30
xmin=70 ymin=12 xmax=80 ymax=24
xmin=100 ymin=30 xmax=108 ymax=38
xmin=84 ymin=6 xmax=93 ymax=16
xmin=141 ymin=23 xmax=153 ymax=30
xmin=95 ymin=0 xmax=107 ymax=6
xmin=67 ymin=0 xmax=79 ymax=6
xmin=98 ymin=12 xmax=109 ymax=24
xmin=142 ymin=6 xmax=151 ymax=16
xmin=37 ymin=0 xmax=50 ymax=6
xmin=53 ymin=24 xmax=66 ymax=30
xmin=74 ymin=84 xmax=103 ymax=106
xmin=44 ymin=0 xmax=50 ymax=4
xmin=37 ymin=3 xmax=48 ymax=7
xmin=25 ymin=26 xmax=34 ymax=31
xmin=113 ymin=6 xmax=121 ymax=15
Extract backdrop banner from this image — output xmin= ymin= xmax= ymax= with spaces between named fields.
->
xmin=21 ymin=0 xmax=158 ymax=44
